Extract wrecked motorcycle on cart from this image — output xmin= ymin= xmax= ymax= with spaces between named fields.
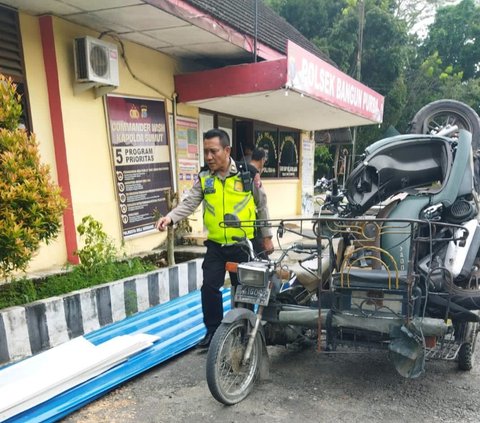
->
xmin=206 ymin=100 xmax=480 ymax=405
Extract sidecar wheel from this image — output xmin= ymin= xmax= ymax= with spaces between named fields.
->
xmin=206 ymin=320 xmax=262 ymax=405
xmin=456 ymin=321 xmax=478 ymax=371
xmin=458 ymin=342 xmax=475 ymax=371
xmin=410 ymin=99 xmax=480 ymax=151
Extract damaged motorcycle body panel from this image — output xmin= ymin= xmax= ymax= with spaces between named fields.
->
xmin=346 ymin=131 xmax=474 ymax=216
xmin=346 ymin=134 xmax=453 ymax=215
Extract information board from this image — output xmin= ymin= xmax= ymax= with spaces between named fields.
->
xmin=106 ymin=95 xmax=172 ymax=238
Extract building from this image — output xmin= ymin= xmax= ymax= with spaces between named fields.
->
xmin=0 ymin=0 xmax=384 ymax=273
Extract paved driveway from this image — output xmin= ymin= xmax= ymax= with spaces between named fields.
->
xmin=63 ymin=341 xmax=480 ymax=423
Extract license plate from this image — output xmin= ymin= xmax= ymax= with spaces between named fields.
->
xmin=234 ymin=285 xmax=271 ymax=306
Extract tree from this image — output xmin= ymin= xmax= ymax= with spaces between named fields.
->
xmin=314 ymin=145 xmax=334 ymax=180
xmin=327 ymin=1 xmax=410 ymax=147
xmin=396 ymin=1 xmax=480 ymax=131
xmin=422 ymin=0 xmax=480 ymax=80
xmin=0 ymin=75 xmax=67 ymax=279
xmin=396 ymin=51 xmax=467 ymax=131
xmin=266 ymin=0 xmax=343 ymax=44
xmin=393 ymin=0 xmax=458 ymax=32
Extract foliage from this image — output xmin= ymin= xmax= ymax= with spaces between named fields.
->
xmin=266 ymin=0 xmax=343 ymax=44
xmin=0 ymin=75 xmax=22 ymax=130
xmin=392 ymin=0 xmax=458 ymax=32
xmin=397 ymin=0 xmax=480 ymax=131
xmin=314 ymin=145 xmax=334 ymax=180
xmin=422 ymin=0 xmax=480 ymax=80
xmin=330 ymin=1 xmax=411 ymax=139
xmin=0 ymin=199 xmax=201 ymax=309
xmin=75 ymin=215 xmax=118 ymax=270
xmin=0 ymin=213 xmax=157 ymax=308
xmin=0 ymin=257 xmax=156 ymax=309
xmin=397 ymin=0 xmax=480 ymax=132
xmin=397 ymin=52 xmax=466 ymax=131
xmin=0 ymin=74 xmax=67 ymax=279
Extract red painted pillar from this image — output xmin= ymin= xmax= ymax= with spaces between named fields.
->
xmin=39 ymin=15 xmax=79 ymax=264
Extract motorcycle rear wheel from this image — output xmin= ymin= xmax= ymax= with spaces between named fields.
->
xmin=410 ymin=99 xmax=480 ymax=151
xmin=206 ymin=320 xmax=262 ymax=405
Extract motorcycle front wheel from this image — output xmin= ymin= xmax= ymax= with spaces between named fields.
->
xmin=206 ymin=319 xmax=262 ymax=405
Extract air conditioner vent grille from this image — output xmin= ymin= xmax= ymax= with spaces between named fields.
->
xmin=74 ymin=37 xmax=88 ymax=80
xmin=89 ymin=44 xmax=108 ymax=77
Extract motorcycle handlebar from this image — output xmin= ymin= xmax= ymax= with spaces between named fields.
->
xmin=293 ymin=242 xmax=319 ymax=251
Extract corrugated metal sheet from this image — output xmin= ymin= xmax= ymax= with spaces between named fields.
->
xmin=4 ymin=288 xmax=231 ymax=423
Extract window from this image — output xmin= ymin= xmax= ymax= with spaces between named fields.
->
xmin=254 ymin=125 xmax=299 ymax=178
xmin=202 ymin=109 xmax=301 ymax=179
xmin=254 ymin=125 xmax=278 ymax=177
xmin=0 ymin=5 xmax=31 ymax=131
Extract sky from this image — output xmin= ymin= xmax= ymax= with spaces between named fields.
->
xmin=411 ymin=0 xmax=458 ymax=38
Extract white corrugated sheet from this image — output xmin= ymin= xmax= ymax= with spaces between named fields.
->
xmin=0 ymin=333 xmax=158 ymax=421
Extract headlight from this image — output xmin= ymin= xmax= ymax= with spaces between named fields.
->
xmin=237 ymin=262 xmax=269 ymax=288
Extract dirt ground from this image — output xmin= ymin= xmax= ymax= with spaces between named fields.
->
xmin=63 ymin=339 xmax=480 ymax=423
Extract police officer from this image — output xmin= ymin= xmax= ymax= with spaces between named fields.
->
xmin=249 ymin=147 xmax=267 ymax=174
xmin=156 ymin=129 xmax=273 ymax=348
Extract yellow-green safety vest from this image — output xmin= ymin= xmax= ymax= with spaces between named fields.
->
xmin=200 ymin=170 xmax=256 ymax=244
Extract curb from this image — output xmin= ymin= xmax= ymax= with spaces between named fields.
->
xmin=0 ymin=259 xmax=203 ymax=365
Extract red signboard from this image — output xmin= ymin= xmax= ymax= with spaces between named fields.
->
xmin=287 ymin=41 xmax=384 ymax=123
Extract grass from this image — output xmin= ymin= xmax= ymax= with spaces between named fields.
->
xmin=0 ymin=250 xmax=204 ymax=310
xmin=0 ymin=257 xmax=157 ymax=309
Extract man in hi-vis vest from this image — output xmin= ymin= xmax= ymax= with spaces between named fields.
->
xmin=156 ymin=129 xmax=273 ymax=348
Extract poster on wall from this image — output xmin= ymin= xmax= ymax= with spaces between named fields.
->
xmin=178 ymin=159 xmax=199 ymax=200
xmin=175 ymin=117 xmax=199 ymax=199
xmin=255 ymin=130 xmax=278 ymax=177
xmin=176 ymin=116 xmax=199 ymax=159
xmin=302 ymin=137 xmax=314 ymax=191
xmin=279 ymin=132 xmax=299 ymax=177
xmin=301 ymin=136 xmax=315 ymax=216
xmin=106 ymin=95 xmax=172 ymax=238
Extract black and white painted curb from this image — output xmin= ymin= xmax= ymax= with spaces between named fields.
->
xmin=0 ymin=259 xmax=202 ymax=365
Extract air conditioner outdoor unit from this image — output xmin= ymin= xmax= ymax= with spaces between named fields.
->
xmin=74 ymin=36 xmax=119 ymax=87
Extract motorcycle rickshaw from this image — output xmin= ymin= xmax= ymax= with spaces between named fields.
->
xmin=206 ymin=100 xmax=480 ymax=405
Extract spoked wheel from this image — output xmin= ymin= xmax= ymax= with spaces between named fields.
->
xmin=410 ymin=99 xmax=480 ymax=151
xmin=206 ymin=320 xmax=263 ymax=405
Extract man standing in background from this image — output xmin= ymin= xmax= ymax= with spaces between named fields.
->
xmin=249 ymin=147 xmax=267 ymax=175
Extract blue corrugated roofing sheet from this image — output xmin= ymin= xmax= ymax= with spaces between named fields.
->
xmin=5 ymin=288 xmax=231 ymax=423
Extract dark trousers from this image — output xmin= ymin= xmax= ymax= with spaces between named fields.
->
xmin=201 ymin=240 xmax=251 ymax=333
